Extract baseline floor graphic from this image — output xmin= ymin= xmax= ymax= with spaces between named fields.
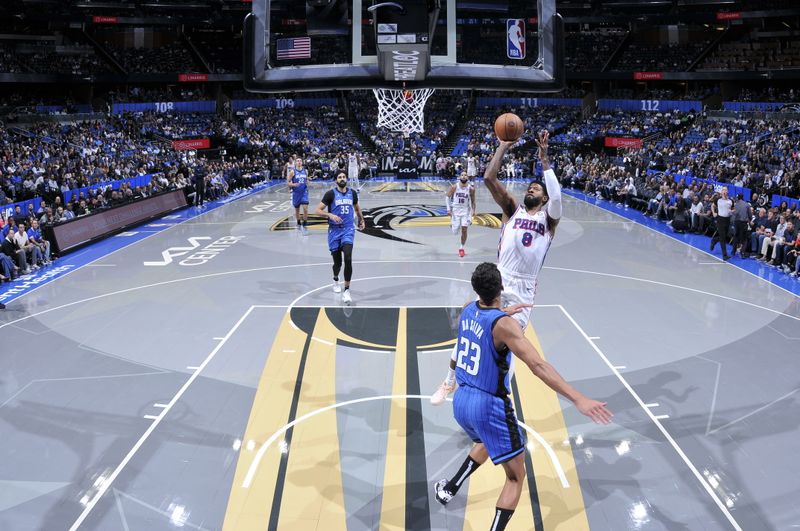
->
xmin=223 ymin=307 xmax=588 ymax=531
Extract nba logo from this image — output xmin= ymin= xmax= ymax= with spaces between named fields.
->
xmin=507 ymin=19 xmax=525 ymax=60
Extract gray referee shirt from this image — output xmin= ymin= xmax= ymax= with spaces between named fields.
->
xmin=717 ymin=197 xmax=733 ymax=218
xmin=733 ymin=200 xmax=751 ymax=222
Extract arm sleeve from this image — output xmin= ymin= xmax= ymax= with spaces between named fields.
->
xmin=445 ymin=194 xmax=451 ymax=210
xmin=351 ymin=189 xmax=359 ymax=205
xmin=321 ymin=190 xmax=334 ymax=208
xmin=544 ymin=168 xmax=562 ymax=220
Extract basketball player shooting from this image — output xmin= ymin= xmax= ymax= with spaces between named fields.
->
xmin=431 ymin=129 xmax=562 ymax=405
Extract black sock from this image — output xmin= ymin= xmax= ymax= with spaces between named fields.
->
xmin=444 ymin=456 xmax=481 ymax=495
xmin=490 ymin=507 xmax=515 ymax=531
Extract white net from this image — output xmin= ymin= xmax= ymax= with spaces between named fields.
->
xmin=372 ymin=88 xmax=435 ymax=134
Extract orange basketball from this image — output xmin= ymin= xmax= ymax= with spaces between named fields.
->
xmin=494 ymin=113 xmax=524 ymax=142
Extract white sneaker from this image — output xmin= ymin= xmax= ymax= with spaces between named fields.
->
xmin=332 ymin=281 xmax=342 ymax=293
xmin=342 ymin=290 xmax=352 ymax=305
xmin=434 ymin=479 xmax=453 ymax=506
xmin=430 ymin=380 xmax=455 ymax=405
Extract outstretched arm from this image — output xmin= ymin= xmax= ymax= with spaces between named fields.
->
xmin=484 ymin=141 xmax=517 ymax=219
xmin=494 ymin=316 xmax=612 ymax=424
xmin=537 ymin=130 xmax=562 ymax=231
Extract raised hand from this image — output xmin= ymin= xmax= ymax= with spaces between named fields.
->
xmin=535 ymin=129 xmax=549 ymax=160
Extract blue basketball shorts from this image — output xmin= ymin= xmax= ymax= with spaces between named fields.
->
xmin=292 ymin=190 xmax=309 ymax=208
xmin=328 ymin=227 xmax=355 ymax=252
xmin=452 ymin=385 xmax=526 ymax=464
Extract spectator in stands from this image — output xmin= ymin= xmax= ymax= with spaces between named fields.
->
xmin=3 ymin=226 xmax=29 ymax=274
xmin=769 ymin=221 xmax=795 ymax=266
xmin=14 ymin=223 xmax=43 ymax=269
xmin=26 ymin=220 xmax=50 ymax=263
xmin=758 ymin=214 xmax=787 ymax=261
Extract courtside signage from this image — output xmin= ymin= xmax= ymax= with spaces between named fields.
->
xmin=144 ymin=236 xmax=244 ymax=266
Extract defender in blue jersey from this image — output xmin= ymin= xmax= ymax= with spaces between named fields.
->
xmin=314 ymin=172 xmax=365 ymax=305
xmin=434 ymin=263 xmax=612 ymax=531
xmin=287 ymin=158 xmax=310 ymax=234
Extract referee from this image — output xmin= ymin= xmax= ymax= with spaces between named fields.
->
xmin=710 ymin=187 xmax=733 ymax=260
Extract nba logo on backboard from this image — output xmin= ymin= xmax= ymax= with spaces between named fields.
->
xmin=507 ymin=19 xmax=525 ymax=60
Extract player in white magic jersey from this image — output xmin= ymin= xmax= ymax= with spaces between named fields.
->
xmin=446 ymin=171 xmax=476 ymax=257
xmin=348 ymin=152 xmax=361 ymax=191
xmin=432 ymin=130 xmax=563 ymax=405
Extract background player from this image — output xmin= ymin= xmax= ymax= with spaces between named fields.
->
xmin=433 ymin=263 xmax=611 ymax=531
xmin=287 ymin=157 xmax=310 ymax=234
xmin=314 ymin=172 xmax=366 ymax=305
xmin=432 ymin=129 xmax=562 ymax=404
xmin=446 ymin=171 xmax=476 ymax=257
xmin=348 ymin=151 xmax=362 ymax=192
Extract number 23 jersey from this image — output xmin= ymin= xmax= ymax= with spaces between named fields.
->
xmin=455 ymin=302 xmax=511 ymax=396
xmin=497 ymin=205 xmax=553 ymax=280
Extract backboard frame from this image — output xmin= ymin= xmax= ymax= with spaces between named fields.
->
xmin=243 ymin=0 xmax=564 ymax=93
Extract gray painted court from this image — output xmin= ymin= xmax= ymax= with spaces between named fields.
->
xmin=1 ymin=179 xmax=798 ymax=530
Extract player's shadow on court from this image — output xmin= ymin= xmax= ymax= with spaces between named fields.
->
xmin=573 ymin=440 xmax=693 ymax=530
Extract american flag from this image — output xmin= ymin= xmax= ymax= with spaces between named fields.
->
xmin=276 ymin=37 xmax=311 ymax=60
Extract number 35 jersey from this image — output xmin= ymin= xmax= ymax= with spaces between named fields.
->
xmin=455 ymin=302 xmax=511 ymax=397
xmin=497 ymin=205 xmax=553 ymax=280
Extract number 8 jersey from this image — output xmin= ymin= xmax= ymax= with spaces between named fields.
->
xmin=497 ymin=205 xmax=553 ymax=280
xmin=455 ymin=301 xmax=512 ymax=397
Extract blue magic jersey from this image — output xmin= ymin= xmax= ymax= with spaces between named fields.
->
xmin=455 ymin=301 xmax=511 ymax=396
xmin=291 ymin=168 xmax=308 ymax=195
xmin=325 ymin=187 xmax=356 ymax=228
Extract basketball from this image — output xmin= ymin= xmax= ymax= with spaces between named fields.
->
xmin=494 ymin=113 xmax=524 ymax=142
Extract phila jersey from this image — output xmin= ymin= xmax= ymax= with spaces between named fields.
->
xmin=497 ymin=205 xmax=553 ymax=280
xmin=451 ymin=183 xmax=473 ymax=215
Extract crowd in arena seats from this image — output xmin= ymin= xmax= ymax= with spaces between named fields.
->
xmin=1 ymin=38 xmax=112 ymax=76
xmin=607 ymin=86 xmax=716 ymax=101
xmin=613 ymin=40 xmax=711 ymax=72
xmin=108 ymin=86 xmax=209 ymax=103
xmin=553 ymin=109 xmax=690 ymax=146
xmin=0 ymin=44 xmax=27 ymax=73
xmin=700 ymin=38 xmax=800 ymax=72
xmin=102 ymin=41 xmax=203 ymax=73
xmin=733 ymin=87 xmax=800 ymax=102
xmin=556 ymin=112 xmax=800 ymax=278
xmin=564 ymin=30 xmax=627 ymax=72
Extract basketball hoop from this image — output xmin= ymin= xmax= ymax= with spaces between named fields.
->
xmin=372 ymin=87 xmax=435 ymax=134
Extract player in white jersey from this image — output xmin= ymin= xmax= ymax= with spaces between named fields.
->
xmin=446 ymin=171 xmax=476 ymax=257
xmin=348 ymin=152 xmax=361 ymax=191
xmin=432 ymin=130 xmax=562 ymax=405
xmin=466 ymin=153 xmax=477 ymax=179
